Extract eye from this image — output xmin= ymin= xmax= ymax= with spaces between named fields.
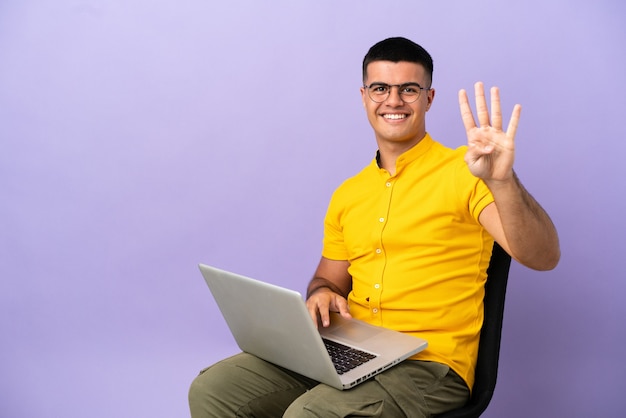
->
xmin=370 ymin=84 xmax=389 ymax=93
xmin=401 ymin=84 xmax=421 ymax=94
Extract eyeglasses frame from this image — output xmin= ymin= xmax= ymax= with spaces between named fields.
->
xmin=363 ymin=82 xmax=431 ymax=103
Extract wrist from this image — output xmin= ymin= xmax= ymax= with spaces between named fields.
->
xmin=306 ymin=284 xmax=332 ymax=300
xmin=484 ymin=170 xmax=519 ymax=191
xmin=306 ymin=277 xmax=344 ymax=300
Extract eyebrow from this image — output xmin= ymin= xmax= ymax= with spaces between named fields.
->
xmin=368 ymin=82 xmax=424 ymax=87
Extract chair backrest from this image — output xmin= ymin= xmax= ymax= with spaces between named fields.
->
xmin=434 ymin=242 xmax=512 ymax=418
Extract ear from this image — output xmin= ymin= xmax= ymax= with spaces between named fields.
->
xmin=426 ymin=88 xmax=436 ymax=111
xmin=360 ymin=86 xmax=367 ymax=107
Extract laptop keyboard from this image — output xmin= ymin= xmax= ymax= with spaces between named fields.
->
xmin=323 ymin=338 xmax=377 ymax=375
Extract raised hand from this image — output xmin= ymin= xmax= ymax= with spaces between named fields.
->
xmin=458 ymin=82 xmax=521 ymax=183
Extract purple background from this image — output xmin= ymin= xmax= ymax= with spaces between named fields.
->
xmin=1 ymin=1 xmax=624 ymax=417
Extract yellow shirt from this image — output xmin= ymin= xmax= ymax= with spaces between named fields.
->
xmin=322 ymin=134 xmax=494 ymax=390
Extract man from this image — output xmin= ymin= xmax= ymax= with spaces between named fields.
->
xmin=189 ymin=37 xmax=560 ymax=417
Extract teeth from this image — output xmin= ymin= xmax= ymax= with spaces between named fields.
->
xmin=384 ymin=114 xmax=406 ymax=120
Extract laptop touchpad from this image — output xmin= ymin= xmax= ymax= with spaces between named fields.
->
xmin=329 ymin=322 xmax=383 ymax=343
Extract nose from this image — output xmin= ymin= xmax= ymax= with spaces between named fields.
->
xmin=385 ymin=85 xmax=404 ymax=106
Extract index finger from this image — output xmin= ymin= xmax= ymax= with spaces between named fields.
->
xmin=458 ymin=88 xmax=477 ymax=132
xmin=306 ymin=295 xmax=331 ymax=328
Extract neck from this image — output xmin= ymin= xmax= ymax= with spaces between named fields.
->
xmin=376 ymin=134 xmax=426 ymax=176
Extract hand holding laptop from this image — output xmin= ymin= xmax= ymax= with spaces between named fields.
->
xmin=306 ymin=287 xmax=352 ymax=328
xmin=304 ymin=260 xmax=354 ymax=328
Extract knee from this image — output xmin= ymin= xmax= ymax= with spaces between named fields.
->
xmin=189 ymin=365 xmax=234 ymax=417
xmin=188 ymin=368 xmax=214 ymax=417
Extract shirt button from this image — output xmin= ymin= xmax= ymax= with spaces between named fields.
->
xmin=375 ymin=248 xmax=382 ymax=254
xmin=374 ymin=284 xmax=380 ymax=289
xmin=379 ymin=217 xmax=385 ymax=222
xmin=386 ymin=182 xmax=392 ymax=187
xmin=372 ymin=308 xmax=378 ymax=314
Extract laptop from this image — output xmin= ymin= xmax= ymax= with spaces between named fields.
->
xmin=199 ymin=264 xmax=428 ymax=390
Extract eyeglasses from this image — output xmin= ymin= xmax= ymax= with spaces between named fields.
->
xmin=363 ymin=82 xmax=429 ymax=103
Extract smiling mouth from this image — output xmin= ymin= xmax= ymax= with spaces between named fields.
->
xmin=383 ymin=114 xmax=407 ymax=120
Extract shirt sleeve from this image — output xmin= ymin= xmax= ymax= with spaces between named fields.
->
xmin=454 ymin=146 xmax=495 ymax=222
xmin=321 ymin=187 xmax=350 ymax=261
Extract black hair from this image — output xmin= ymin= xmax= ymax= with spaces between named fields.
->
xmin=362 ymin=37 xmax=434 ymax=86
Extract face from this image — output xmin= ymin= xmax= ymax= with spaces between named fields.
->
xmin=361 ymin=61 xmax=435 ymax=149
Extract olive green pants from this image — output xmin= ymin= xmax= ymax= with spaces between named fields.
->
xmin=188 ymin=353 xmax=469 ymax=417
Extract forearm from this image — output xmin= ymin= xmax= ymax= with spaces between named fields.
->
xmin=306 ymin=277 xmax=350 ymax=299
xmin=486 ymin=172 xmax=560 ymax=270
xmin=305 ymin=257 xmax=352 ymax=300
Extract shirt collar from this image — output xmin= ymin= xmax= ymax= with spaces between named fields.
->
xmin=375 ymin=133 xmax=435 ymax=174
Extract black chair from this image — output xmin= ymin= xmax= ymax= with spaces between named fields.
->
xmin=434 ymin=242 xmax=512 ymax=418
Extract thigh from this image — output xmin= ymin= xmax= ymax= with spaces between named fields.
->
xmin=283 ymin=360 xmax=469 ymax=418
xmin=189 ymin=352 xmax=317 ymax=418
